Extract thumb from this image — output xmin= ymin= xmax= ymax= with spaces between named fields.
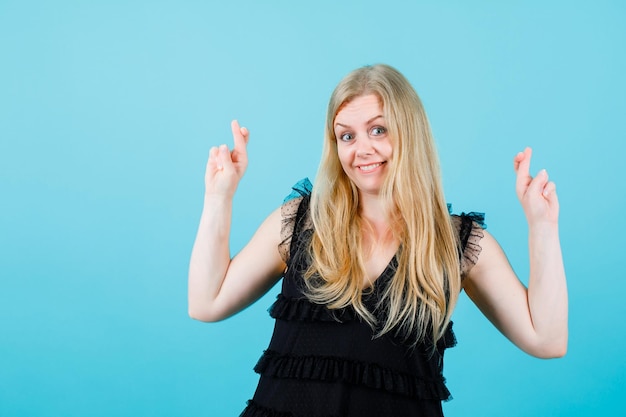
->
xmin=527 ymin=169 xmax=549 ymax=197
xmin=542 ymin=181 xmax=558 ymax=205
xmin=217 ymin=144 xmax=234 ymax=171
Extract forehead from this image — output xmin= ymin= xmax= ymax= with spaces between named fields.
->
xmin=334 ymin=94 xmax=383 ymax=125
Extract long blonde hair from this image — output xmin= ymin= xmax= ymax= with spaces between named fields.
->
xmin=306 ymin=64 xmax=461 ymax=345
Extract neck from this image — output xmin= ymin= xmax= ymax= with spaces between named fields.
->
xmin=358 ymin=194 xmax=395 ymax=245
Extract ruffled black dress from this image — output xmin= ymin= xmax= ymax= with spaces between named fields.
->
xmin=241 ymin=179 xmax=485 ymax=417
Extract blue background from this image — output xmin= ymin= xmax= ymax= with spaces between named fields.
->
xmin=1 ymin=1 xmax=624 ymax=416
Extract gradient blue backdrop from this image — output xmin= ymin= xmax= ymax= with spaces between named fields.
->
xmin=1 ymin=1 xmax=624 ymax=416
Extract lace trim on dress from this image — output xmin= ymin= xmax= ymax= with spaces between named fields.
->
xmin=270 ymin=294 xmax=457 ymax=350
xmin=253 ymin=350 xmax=452 ymax=401
xmin=240 ymin=400 xmax=340 ymax=417
xmin=450 ymin=209 xmax=486 ymax=278
xmin=278 ymin=178 xmax=313 ymax=263
xmin=269 ymin=294 xmax=356 ymax=323
xmin=438 ymin=323 xmax=457 ymax=350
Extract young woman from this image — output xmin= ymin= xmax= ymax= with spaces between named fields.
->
xmin=188 ymin=64 xmax=568 ymax=417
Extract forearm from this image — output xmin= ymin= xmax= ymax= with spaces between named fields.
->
xmin=527 ymin=222 xmax=568 ymax=355
xmin=188 ymin=195 xmax=233 ymax=319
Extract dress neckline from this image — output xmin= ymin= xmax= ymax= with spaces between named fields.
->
xmin=362 ymin=254 xmax=397 ymax=293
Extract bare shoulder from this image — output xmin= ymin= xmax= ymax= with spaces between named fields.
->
xmin=466 ymin=230 xmax=509 ymax=277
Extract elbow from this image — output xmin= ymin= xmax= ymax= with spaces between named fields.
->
xmin=535 ymin=345 xmax=567 ymax=359
xmin=188 ymin=292 xmax=237 ymax=322
xmin=188 ymin=292 xmax=226 ymax=322
xmin=530 ymin=337 xmax=568 ymax=359
xmin=188 ymin=305 xmax=223 ymax=323
xmin=188 ymin=310 xmax=208 ymax=322
xmin=545 ymin=341 xmax=568 ymax=359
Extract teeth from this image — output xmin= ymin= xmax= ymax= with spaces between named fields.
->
xmin=359 ymin=163 xmax=381 ymax=172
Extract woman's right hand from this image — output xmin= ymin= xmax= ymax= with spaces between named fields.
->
xmin=205 ymin=120 xmax=250 ymax=197
xmin=190 ymin=120 xmax=286 ymax=323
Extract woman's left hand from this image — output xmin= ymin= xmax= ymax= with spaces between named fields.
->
xmin=462 ymin=147 xmax=568 ymax=359
xmin=514 ymin=147 xmax=559 ymax=225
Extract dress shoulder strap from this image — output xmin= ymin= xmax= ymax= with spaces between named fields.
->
xmin=278 ymin=178 xmax=313 ymax=263
xmin=450 ymin=211 xmax=486 ymax=277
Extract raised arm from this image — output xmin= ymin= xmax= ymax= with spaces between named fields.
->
xmin=463 ymin=147 xmax=568 ymax=358
xmin=188 ymin=120 xmax=286 ymax=322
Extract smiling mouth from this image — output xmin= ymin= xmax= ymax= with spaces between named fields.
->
xmin=358 ymin=162 xmax=385 ymax=172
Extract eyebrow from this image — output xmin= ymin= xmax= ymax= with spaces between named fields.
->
xmin=334 ymin=115 xmax=384 ymax=128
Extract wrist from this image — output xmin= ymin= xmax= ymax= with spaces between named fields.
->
xmin=528 ymin=221 xmax=559 ymax=238
xmin=203 ymin=192 xmax=233 ymax=210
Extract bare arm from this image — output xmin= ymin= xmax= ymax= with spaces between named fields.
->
xmin=188 ymin=121 xmax=285 ymax=322
xmin=463 ymin=147 xmax=568 ymax=358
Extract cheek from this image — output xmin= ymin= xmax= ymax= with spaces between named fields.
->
xmin=336 ymin=145 xmax=351 ymax=166
xmin=337 ymin=150 xmax=356 ymax=177
xmin=382 ymin=139 xmax=394 ymax=158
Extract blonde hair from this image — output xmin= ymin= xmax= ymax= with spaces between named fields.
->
xmin=306 ymin=64 xmax=460 ymax=345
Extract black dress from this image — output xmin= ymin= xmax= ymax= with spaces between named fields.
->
xmin=241 ymin=179 xmax=485 ymax=417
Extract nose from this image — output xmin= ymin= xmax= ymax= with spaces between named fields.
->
xmin=355 ymin=136 xmax=374 ymax=158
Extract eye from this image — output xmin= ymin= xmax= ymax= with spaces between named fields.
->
xmin=370 ymin=126 xmax=387 ymax=136
xmin=338 ymin=132 xmax=354 ymax=142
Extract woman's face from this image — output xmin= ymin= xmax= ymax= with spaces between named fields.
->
xmin=333 ymin=94 xmax=393 ymax=198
